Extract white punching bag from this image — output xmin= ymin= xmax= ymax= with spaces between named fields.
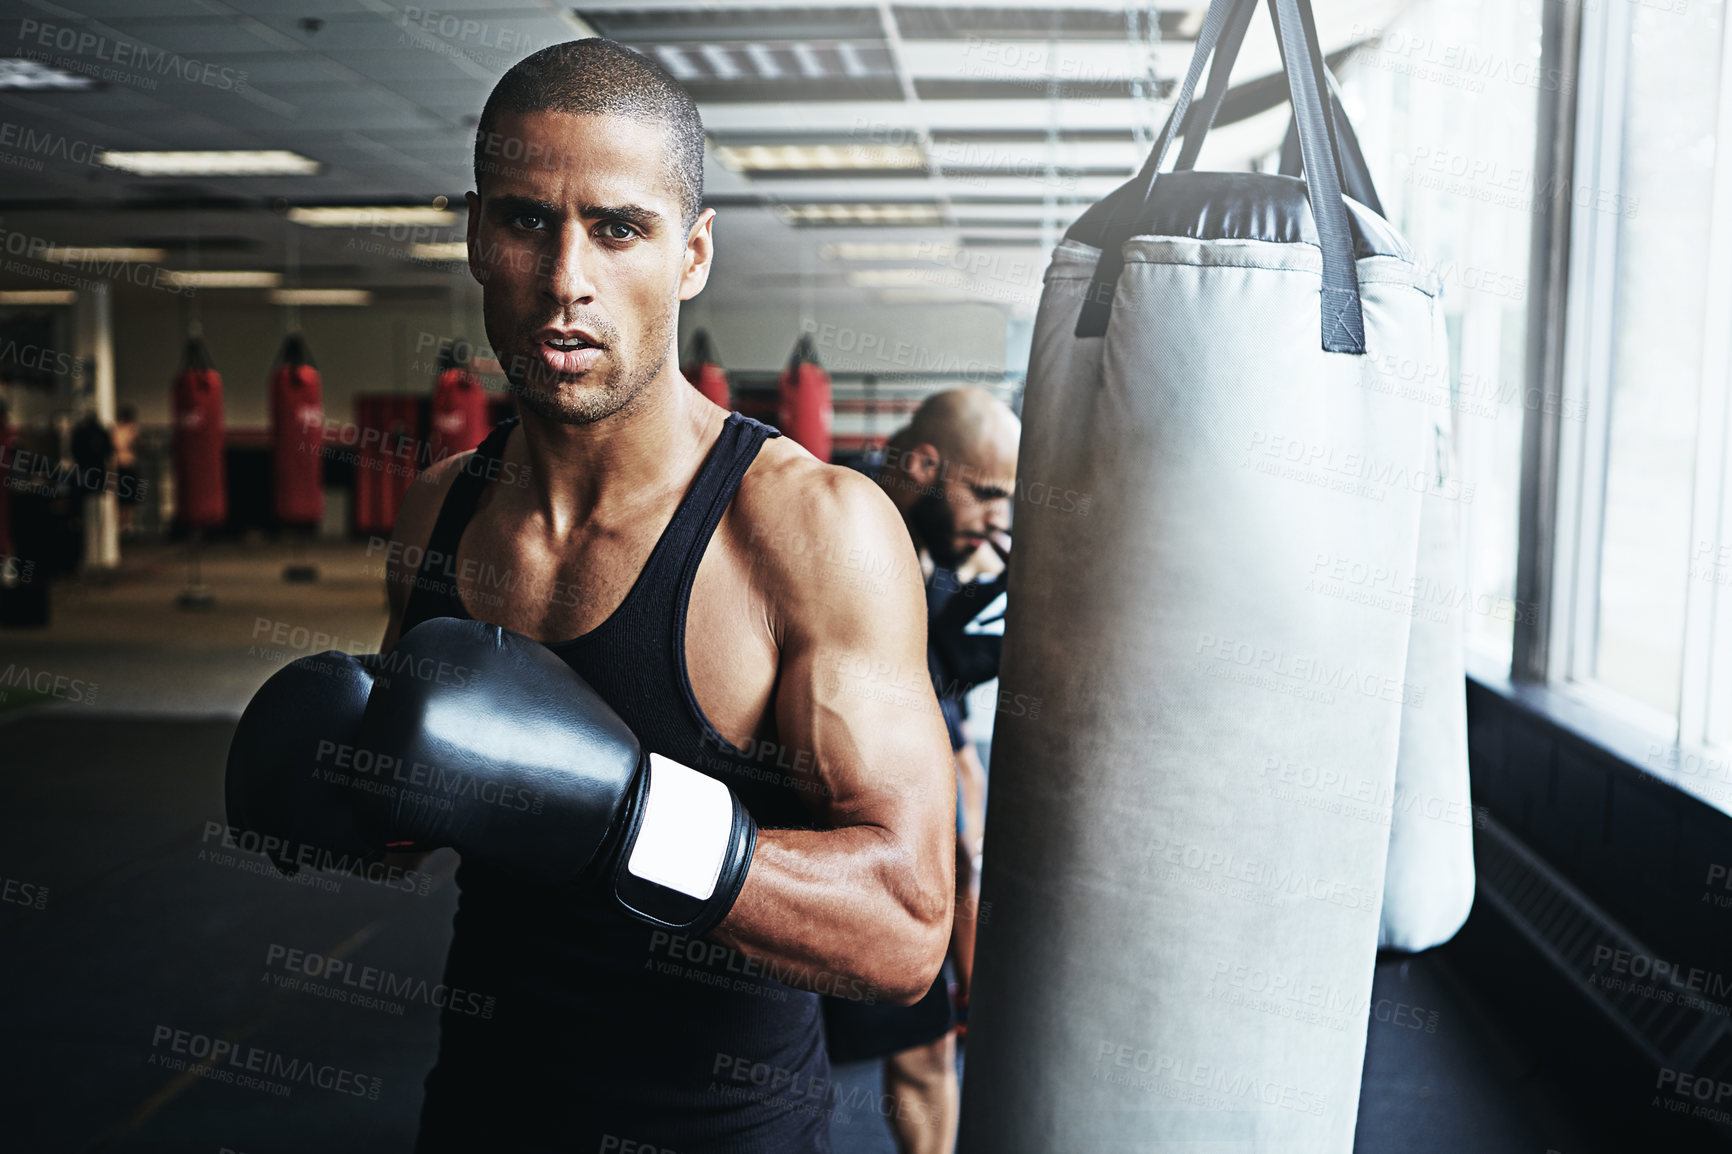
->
xmin=958 ymin=0 xmax=1468 ymax=1150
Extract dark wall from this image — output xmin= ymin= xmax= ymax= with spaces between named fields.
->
xmin=1444 ymin=678 xmax=1732 ymax=1151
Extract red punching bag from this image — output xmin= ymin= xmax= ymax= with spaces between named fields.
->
xmin=778 ymin=333 xmax=832 ymax=462
xmin=172 ymin=337 xmax=227 ymax=530
xmin=270 ymin=333 xmax=325 ymax=527
xmin=681 ymin=329 xmax=731 ymax=408
xmin=430 ymin=344 xmax=489 ymax=463
xmin=352 ymin=395 xmax=421 ymax=535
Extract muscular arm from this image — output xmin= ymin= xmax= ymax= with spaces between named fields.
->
xmin=709 ymin=465 xmax=956 ymax=1006
xmin=377 ymin=451 xmax=471 ymax=873
xmin=379 ymin=451 xmax=472 ymax=653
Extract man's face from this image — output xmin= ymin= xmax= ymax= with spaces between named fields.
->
xmin=466 ymin=109 xmax=713 ymax=425
xmin=906 ymin=431 xmax=1017 ymax=569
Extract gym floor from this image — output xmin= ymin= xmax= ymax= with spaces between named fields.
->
xmin=2 ymin=541 xmax=1604 ymax=1153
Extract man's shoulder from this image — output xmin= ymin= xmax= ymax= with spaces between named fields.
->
xmin=400 ymin=448 xmax=476 ymax=521
xmin=387 ymin=447 xmax=485 ymax=565
xmin=729 ymin=436 xmax=916 ymax=593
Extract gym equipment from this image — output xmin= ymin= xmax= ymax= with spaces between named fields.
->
xmin=269 ymin=334 xmax=325 ymax=582
xmin=171 ymin=337 xmax=225 ymax=609
xmin=957 ymin=1 xmax=1465 ymax=1150
xmin=430 ymin=342 xmax=489 ymax=464
xmin=228 ymin=618 xmax=758 ymax=935
xmin=777 ymin=333 xmax=833 ymax=462
xmin=171 ymin=337 xmax=226 ymax=532
xmin=269 ymin=333 xmax=325 ymax=528
xmin=681 ymin=329 xmax=732 ymax=408
xmin=357 ymin=618 xmax=757 ymax=934
xmin=1265 ymin=27 xmax=1476 ymax=954
xmin=352 ymin=395 xmax=420 ymax=536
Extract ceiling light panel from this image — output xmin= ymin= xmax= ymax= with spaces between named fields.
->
xmin=846 ymin=267 xmax=954 ymax=287
xmin=583 ymin=8 xmax=886 ymax=44
xmin=268 ymin=289 xmax=373 ymax=306
xmin=914 ymin=77 xmax=1171 ymax=101
xmin=641 ymin=40 xmax=897 ymax=95
xmin=715 ymin=143 xmax=926 ymax=172
xmin=897 ymin=39 xmax=1183 ymax=83
xmin=890 ymin=7 xmax=1196 ymax=41
xmin=821 ymin=242 xmax=947 ymax=261
xmin=0 ymin=58 xmax=99 ymax=90
xmin=43 ymin=247 xmax=168 ymax=264
xmin=0 ymin=290 xmax=77 ymax=305
xmin=162 ymin=270 xmax=282 ymax=288
xmin=589 ymin=7 xmax=897 ymax=102
xmin=288 ymin=206 xmax=457 ymax=228
xmin=777 ymin=203 xmax=945 ymax=226
xmin=409 ymin=242 xmax=469 ymax=262
xmin=97 ymin=150 xmax=321 ymax=176
xmin=743 ymin=45 xmax=783 ymax=78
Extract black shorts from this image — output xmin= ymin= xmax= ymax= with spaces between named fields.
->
xmin=820 ymin=968 xmax=952 ymax=1064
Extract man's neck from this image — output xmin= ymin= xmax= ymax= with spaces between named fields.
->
xmin=514 ymin=369 xmax=721 ymax=539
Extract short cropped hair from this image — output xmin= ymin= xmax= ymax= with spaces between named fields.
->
xmin=474 ymin=39 xmax=706 ymax=230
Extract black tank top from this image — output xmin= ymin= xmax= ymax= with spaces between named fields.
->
xmin=406 ymin=416 xmax=834 ymax=1153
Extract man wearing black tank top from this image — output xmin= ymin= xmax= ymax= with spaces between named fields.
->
xmin=377 ymin=40 xmax=955 ymax=1152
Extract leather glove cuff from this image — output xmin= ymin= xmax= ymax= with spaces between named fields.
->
xmin=611 ymin=752 xmax=757 ymax=936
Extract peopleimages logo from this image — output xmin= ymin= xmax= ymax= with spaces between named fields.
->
xmin=263 ymin=943 xmax=496 ymax=1019
xmin=1091 ymin=1039 xmax=1328 ymax=1116
xmin=16 ymin=19 xmax=249 ymax=92
xmin=0 ymin=663 xmax=98 ymax=705
xmin=148 ymin=1025 xmax=380 ymax=1099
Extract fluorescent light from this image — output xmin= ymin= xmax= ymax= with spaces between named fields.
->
xmin=0 ymin=59 xmax=98 ymax=91
xmin=409 ymin=242 xmax=469 ymax=262
xmin=837 ymin=43 xmax=871 ymax=78
xmin=162 ymin=270 xmax=282 ymax=289
xmin=821 ymin=242 xmax=954 ymax=262
xmin=288 ymin=206 xmax=457 ymax=228
xmin=97 ymin=150 xmax=320 ymax=176
xmin=744 ymin=45 xmax=782 ymax=78
xmin=701 ymin=45 xmax=742 ymax=80
xmin=0 ymin=290 xmax=76 ymax=305
xmin=715 ymin=143 xmax=924 ymax=172
xmin=778 ymin=203 xmax=944 ymax=226
xmin=791 ymin=45 xmax=826 ymax=79
xmin=268 ymin=288 xmax=373 ymax=307
xmin=874 ymin=288 xmax=971 ymax=304
xmin=846 ymin=268 xmax=946 ymax=288
xmin=656 ymin=46 xmax=700 ymax=81
xmin=43 ymin=247 xmax=167 ymax=264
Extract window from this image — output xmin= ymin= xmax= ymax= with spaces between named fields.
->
xmin=1553 ymin=0 xmax=1730 ymax=744
xmin=1337 ymin=0 xmax=1543 ymax=668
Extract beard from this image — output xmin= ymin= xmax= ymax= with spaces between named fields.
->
xmin=488 ymin=295 xmax=677 ymax=426
xmin=909 ymin=490 xmax=966 ymax=569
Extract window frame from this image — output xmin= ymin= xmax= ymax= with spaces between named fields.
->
xmin=1519 ymin=0 xmax=1732 ymax=759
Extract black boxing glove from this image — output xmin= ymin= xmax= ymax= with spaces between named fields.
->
xmin=224 ymin=650 xmax=386 ymax=876
xmin=353 ymin=617 xmax=756 ymax=935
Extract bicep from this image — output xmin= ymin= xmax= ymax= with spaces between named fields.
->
xmin=773 ymin=541 xmax=952 ymax=840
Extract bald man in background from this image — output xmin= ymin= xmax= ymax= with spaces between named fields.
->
xmin=823 ymin=387 xmax=1019 ymax=1153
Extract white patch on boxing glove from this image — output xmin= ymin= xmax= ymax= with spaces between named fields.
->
xmin=626 ymin=753 xmax=733 ymax=901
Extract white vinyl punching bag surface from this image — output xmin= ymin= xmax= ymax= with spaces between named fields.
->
xmin=1379 ymin=443 xmax=1476 ymax=952
xmin=957 ymin=0 xmax=1468 ymax=1150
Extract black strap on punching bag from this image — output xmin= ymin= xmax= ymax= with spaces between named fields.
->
xmin=1074 ymin=0 xmax=1239 ymax=338
xmin=1173 ymin=0 xmax=1259 ymax=173
xmin=1075 ymin=0 xmax=1366 ymax=355
xmin=1275 ymin=0 xmax=1364 ymax=352
xmin=1278 ymin=69 xmax=1385 ymax=218
xmin=1171 ymin=0 xmax=1377 ymax=219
